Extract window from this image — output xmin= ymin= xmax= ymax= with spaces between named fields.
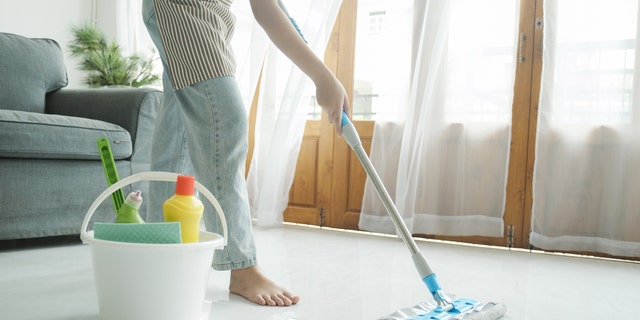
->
xmin=353 ymin=0 xmax=413 ymax=120
xmin=352 ymin=0 xmax=517 ymax=123
xmin=369 ymin=10 xmax=386 ymax=35
xmin=548 ymin=0 xmax=638 ymax=124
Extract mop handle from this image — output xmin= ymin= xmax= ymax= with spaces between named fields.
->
xmin=341 ymin=113 xmax=457 ymax=310
xmin=340 ymin=111 xmax=434 ymax=279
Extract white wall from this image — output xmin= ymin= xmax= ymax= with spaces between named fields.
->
xmin=0 ymin=0 xmax=125 ymax=88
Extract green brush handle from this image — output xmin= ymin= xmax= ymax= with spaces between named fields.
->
xmin=97 ymin=138 xmax=125 ymax=213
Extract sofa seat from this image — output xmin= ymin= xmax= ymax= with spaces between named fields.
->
xmin=0 ymin=110 xmax=132 ymax=160
xmin=0 ymin=32 xmax=161 ymax=240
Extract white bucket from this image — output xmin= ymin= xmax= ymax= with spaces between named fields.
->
xmin=81 ymin=172 xmax=228 ymax=320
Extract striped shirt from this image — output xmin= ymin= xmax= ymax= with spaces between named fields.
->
xmin=153 ymin=0 xmax=236 ymax=90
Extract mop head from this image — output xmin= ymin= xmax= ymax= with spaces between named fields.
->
xmin=380 ymin=298 xmax=507 ymax=320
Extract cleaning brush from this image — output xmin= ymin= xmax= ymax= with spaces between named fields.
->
xmin=340 ymin=112 xmax=507 ymax=320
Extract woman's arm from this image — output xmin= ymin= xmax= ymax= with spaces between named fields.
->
xmin=249 ymin=0 xmax=350 ymax=134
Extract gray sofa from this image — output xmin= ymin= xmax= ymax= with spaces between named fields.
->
xmin=0 ymin=32 xmax=161 ymax=240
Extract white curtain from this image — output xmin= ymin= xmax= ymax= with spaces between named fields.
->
xmin=232 ymin=0 xmax=343 ymax=227
xmin=99 ymin=0 xmax=147 ymax=56
xmin=114 ymin=0 xmax=146 ymax=56
xmin=111 ymin=0 xmax=160 ymax=87
xmin=531 ymin=0 xmax=640 ymax=257
xmin=359 ymin=0 xmax=519 ymax=237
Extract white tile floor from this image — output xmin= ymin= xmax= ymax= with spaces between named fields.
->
xmin=1 ymin=224 xmax=639 ymax=320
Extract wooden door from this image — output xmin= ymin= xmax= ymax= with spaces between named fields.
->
xmin=283 ymin=120 xmax=334 ymax=226
xmin=283 ymin=0 xmax=363 ymax=228
xmin=284 ymin=0 xmax=543 ymax=249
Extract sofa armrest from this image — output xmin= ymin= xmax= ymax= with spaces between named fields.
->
xmin=45 ymin=88 xmax=161 ymax=146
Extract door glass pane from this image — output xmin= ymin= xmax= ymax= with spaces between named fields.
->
xmin=353 ymin=0 xmax=518 ymax=122
xmin=353 ymin=0 xmax=413 ymax=120
xmin=548 ymin=0 xmax=638 ymax=124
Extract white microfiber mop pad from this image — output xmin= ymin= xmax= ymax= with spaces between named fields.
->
xmin=380 ymin=300 xmax=439 ymax=320
xmin=379 ymin=299 xmax=506 ymax=320
xmin=462 ymin=302 xmax=507 ymax=320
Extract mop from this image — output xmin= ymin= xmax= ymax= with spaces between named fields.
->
xmin=276 ymin=1 xmax=506 ymax=318
xmin=340 ymin=112 xmax=507 ymax=320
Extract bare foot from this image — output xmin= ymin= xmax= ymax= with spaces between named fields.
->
xmin=229 ymin=266 xmax=300 ymax=306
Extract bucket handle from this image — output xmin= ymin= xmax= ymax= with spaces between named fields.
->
xmin=81 ymin=171 xmax=228 ymax=246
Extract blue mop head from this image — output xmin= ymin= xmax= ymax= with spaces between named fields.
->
xmin=380 ymin=299 xmax=506 ymax=320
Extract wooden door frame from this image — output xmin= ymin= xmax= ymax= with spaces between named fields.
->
xmin=326 ymin=0 xmax=361 ymax=229
xmin=522 ymin=0 xmax=544 ymax=249
xmin=499 ymin=0 xmax=540 ymax=249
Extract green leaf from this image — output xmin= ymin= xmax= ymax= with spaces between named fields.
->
xmin=68 ymin=24 xmax=159 ymax=88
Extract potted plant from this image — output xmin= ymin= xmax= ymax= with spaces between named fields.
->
xmin=69 ymin=24 xmax=159 ymax=88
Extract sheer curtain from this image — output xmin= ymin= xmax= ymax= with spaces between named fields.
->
xmin=114 ymin=0 xmax=147 ymax=56
xmin=233 ymin=0 xmax=343 ymax=227
xmin=359 ymin=0 xmax=519 ymax=237
xmin=112 ymin=0 xmax=160 ymax=86
xmin=531 ymin=0 xmax=640 ymax=257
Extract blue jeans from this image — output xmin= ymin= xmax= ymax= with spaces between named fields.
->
xmin=143 ymin=0 xmax=257 ymax=270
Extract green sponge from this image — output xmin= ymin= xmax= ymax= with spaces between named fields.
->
xmin=93 ymin=222 xmax=182 ymax=244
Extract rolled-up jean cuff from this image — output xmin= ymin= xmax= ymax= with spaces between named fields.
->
xmin=213 ymin=257 xmax=257 ymax=271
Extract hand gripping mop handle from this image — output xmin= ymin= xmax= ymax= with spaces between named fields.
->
xmin=341 ymin=111 xmax=454 ymax=311
xmin=81 ymin=171 xmax=228 ymax=246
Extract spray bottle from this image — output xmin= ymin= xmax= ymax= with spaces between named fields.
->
xmin=163 ymin=175 xmax=204 ymax=243
xmin=115 ymin=190 xmax=146 ymax=223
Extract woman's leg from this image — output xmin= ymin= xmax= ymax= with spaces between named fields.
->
xmin=173 ymin=76 xmax=257 ymax=271
xmin=172 ymin=78 xmax=300 ymax=306
xmin=142 ymin=0 xmax=298 ymax=306
xmin=142 ymin=0 xmax=193 ymax=224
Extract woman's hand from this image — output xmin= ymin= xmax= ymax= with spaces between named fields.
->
xmin=314 ymin=73 xmax=350 ymax=135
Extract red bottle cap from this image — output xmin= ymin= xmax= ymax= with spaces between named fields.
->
xmin=175 ymin=175 xmax=196 ymax=196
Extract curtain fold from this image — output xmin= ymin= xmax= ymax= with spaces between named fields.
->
xmin=359 ymin=0 xmax=519 ymax=238
xmin=115 ymin=0 xmax=143 ymax=56
xmin=113 ymin=0 xmax=160 ymax=86
xmin=233 ymin=0 xmax=343 ymax=227
xmin=108 ymin=0 xmax=153 ymax=57
xmin=531 ymin=0 xmax=640 ymax=257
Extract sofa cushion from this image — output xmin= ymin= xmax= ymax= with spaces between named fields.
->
xmin=0 ymin=33 xmax=68 ymax=113
xmin=0 ymin=110 xmax=132 ymax=160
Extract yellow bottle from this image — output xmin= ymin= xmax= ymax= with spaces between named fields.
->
xmin=163 ymin=175 xmax=204 ymax=243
